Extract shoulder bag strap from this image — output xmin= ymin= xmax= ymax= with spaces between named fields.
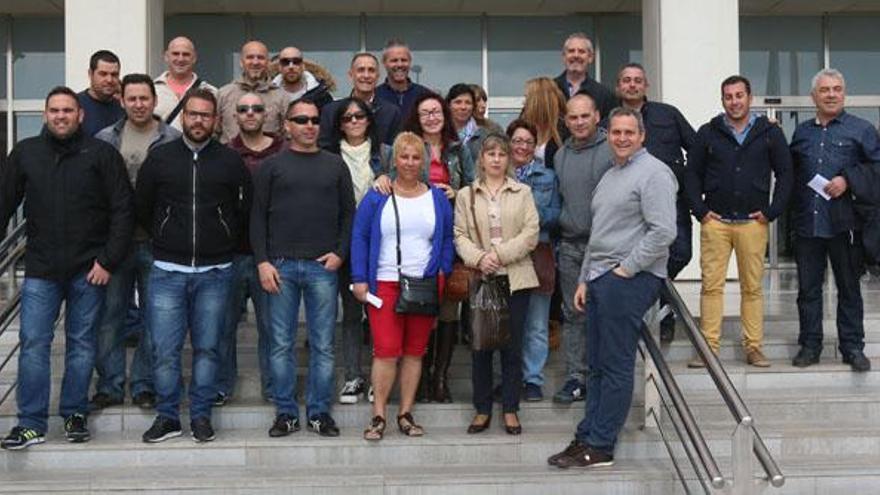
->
xmin=468 ymin=185 xmax=483 ymax=250
xmin=390 ymin=187 xmax=403 ymax=278
xmin=165 ymin=78 xmax=202 ymax=124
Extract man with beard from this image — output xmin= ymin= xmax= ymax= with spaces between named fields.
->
xmin=271 ymin=46 xmax=332 ymax=109
xmin=136 ymin=89 xmax=251 ymax=443
xmin=154 ymin=37 xmax=218 ymax=130
xmin=0 ymin=86 xmax=133 ymax=450
xmin=78 ymin=50 xmax=124 ymax=136
xmin=554 ymin=33 xmax=615 ymax=120
xmin=375 ymin=38 xmax=431 ymax=118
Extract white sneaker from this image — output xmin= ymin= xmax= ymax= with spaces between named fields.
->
xmin=339 ymin=377 xmax=366 ymax=404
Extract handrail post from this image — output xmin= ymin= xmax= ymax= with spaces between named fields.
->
xmin=731 ymin=420 xmax=756 ymax=495
xmin=642 ymin=302 xmax=664 ymax=430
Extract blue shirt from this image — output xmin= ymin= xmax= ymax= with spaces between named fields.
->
xmin=724 ymin=112 xmax=757 ymax=145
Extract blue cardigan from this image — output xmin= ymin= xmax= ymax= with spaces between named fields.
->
xmin=350 ymin=186 xmax=455 ymax=293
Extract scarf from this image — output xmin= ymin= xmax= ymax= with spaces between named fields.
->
xmin=340 ymin=138 xmax=375 ymax=205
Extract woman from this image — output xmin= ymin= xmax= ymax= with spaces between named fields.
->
xmin=447 ymin=83 xmax=487 ymax=160
xmin=324 ymin=97 xmax=386 ymax=405
xmin=507 ymin=119 xmax=561 ymax=402
xmin=520 ymin=77 xmax=568 ymax=169
xmin=351 ymin=132 xmax=455 ymax=441
xmin=468 ymin=83 xmax=503 ymax=135
xmin=454 ymin=133 xmax=539 ymax=435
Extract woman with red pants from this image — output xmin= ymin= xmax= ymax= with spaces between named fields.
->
xmin=351 ymin=132 xmax=455 ymax=440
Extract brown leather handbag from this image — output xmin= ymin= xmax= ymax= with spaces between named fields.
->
xmin=531 ymin=241 xmax=556 ymax=295
xmin=443 ymin=187 xmax=481 ymax=302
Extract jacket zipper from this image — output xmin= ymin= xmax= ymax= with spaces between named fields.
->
xmin=158 ymin=206 xmax=171 ymax=236
xmin=217 ymin=205 xmax=231 ymax=238
xmin=192 ymin=151 xmax=198 ymax=267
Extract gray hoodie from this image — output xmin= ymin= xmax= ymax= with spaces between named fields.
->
xmin=554 ymin=128 xmax=613 ymax=241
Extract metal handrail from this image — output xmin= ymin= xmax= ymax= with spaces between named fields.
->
xmin=0 ymin=224 xmax=26 ymax=409
xmin=661 ymin=280 xmax=785 ymax=488
xmin=0 ymin=221 xmax=25 ymax=257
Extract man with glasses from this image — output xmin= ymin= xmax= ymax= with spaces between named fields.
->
xmin=155 ymin=36 xmax=218 ymax=130
xmin=252 ymin=99 xmax=355 ymax=438
xmin=214 ymin=93 xmax=285 ymax=406
xmin=319 ymin=52 xmax=401 ymax=148
xmin=217 ymin=40 xmax=289 ymax=143
xmin=375 ymin=38 xmax=431 ymax=118
xmin=136 ymin=89 xmax=251 ymax=443
xmin=271 ymin=46 xmax=332 ymax=109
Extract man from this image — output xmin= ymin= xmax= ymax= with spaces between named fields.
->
xmin=552 ymin=93 xmax=612 ymax=404
xmin=154 ymin=36 xmax=218 ymax=130
xmin=252 ymin=98 xmax=355 ymax=438
xmin=554 ymin=33 xmax=616 ymax=119
xmin=375 ymin=38 xmax=432 ymax=118
xmin=78 ymin=50 xmax=124 ymax=136
xmin=217 ymin=40 xmax=289 ymax=143
xmin=615 ymin=62 xmax=698 ymax=342
xmin=215 ymin=92 xmax=285 ymax=406
xmin=549 ymin=107 xmax=677 ymax=469
xmin=790 ymin=69 xmax=880 ymax=372
xmin=271 ymin=46 xmax=332 ymax=109
xmin=0 ymin=86 xmax=134 ymax=450
xmin=684 ymin=75 xmax=793 ymax=368
xmin=92 ymin=74 xmax=182 ymax=410
xmin=136 ymin=89 xmax=251 ymax=443
xmin=319 ymin=52 xmax=401 ymax=148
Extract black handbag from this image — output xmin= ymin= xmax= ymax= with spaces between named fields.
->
xmin=390 ymin=189 xmax=439 ymax=315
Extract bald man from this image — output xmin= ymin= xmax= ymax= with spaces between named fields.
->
xmin=217 ymin=41 xmax=290 ymax=143
xmin=154 ymin=37 xmax=218 ymax=130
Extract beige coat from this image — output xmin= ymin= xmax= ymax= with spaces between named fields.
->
xmin=216 ymin=77 xmax=291 ymax=143
xmin=454 ymin=178 xmax=540 ymax=293
xmin=154 ymin=71 xmax=218 ymax=130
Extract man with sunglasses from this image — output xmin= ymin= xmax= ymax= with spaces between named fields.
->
xmin=251 ymin=98 xmax=355 ymax=438
xmin=217 ymin=40 xmax=290 ymax=143
xmin=214 ymin=93 xmax=286 ymax=406
xmin=271 ymin=46 xmax=332 ymax=109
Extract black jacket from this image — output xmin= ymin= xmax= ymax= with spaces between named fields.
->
xmin=319 ymin=97 xmax=402 ymax=148
xmin=135 ymin=138 xmax=252 ymax=266
xmin=303 ymin=80 xmax=334 ymax=110
xmin=554 ymin=72 xmax=616 ymax=119
xmin=844 ymin=161 xmax=880 ymax=265
xmin=0 ymin=128 xmax=134 ymax=280
xmin=684 ymin=115 xmax=793 ymax=222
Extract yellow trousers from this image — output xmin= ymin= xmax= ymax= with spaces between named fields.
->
xmin=699 ymin=220 xmax=768 ymax=353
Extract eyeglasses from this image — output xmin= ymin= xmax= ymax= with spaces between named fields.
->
xmin=342 ymin=112 xmax=368 ymax=123
xmin=286 ymin=115 xmax=321 ymax=125
xmin=236 ymin=104 xmax=266 ymax=114
xmin=418 ymin=109 xmax=443 ymax=119
xmin=279 ymin=57 xmax=303 ymax=67
xmin=184 ymin=110 xmax=214 ymax=121
xmin=511 ymin=137 xmax=536 ymax=147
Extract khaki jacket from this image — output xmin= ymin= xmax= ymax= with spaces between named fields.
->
xmin=154 ymin=71 xmax=218 ymax=130
xmin=216 ymin=77 xmax=290 ymax=143
xmin=454 ymin=178 xmax=540 ymax=293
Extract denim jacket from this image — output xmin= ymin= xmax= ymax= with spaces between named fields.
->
xmin=516 ymin=159 xmax=561 ymax=243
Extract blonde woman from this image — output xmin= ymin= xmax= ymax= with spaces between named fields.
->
xmin=520 ymin=77 xmax=568 ymax=169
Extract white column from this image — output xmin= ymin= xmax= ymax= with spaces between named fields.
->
xmin=642 ymin=0 xmax=740 ymax=280
xmin=64 ymin=0 xmax=164 ymax=91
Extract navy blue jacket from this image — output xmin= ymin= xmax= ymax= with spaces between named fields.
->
xmin=319 ymin=97 xmax=402 ymax=148
xmin=684 ymin=114 xmax=793 ymax=222
xmin=554 ymin=72 xmax=616 ymax=120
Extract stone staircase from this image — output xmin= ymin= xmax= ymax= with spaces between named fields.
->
xmin=0 ymin=273 xmax=879 ymax=494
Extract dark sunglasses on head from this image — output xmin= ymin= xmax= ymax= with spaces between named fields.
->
xmin=279 ymin=57 xmax=304 ymax=67
xmin=287 ymin=115 xmax=321 ymax=125
xmin=236 ymin=104 xmax=266 ymax=114
xmin=342 ymin=112 xmax=368 ymax=123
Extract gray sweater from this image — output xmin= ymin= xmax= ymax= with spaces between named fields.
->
xmin=554 ymin=129 xmax=613 ymax=242
xmin=579 ymin=148 xmax=677 ymax=283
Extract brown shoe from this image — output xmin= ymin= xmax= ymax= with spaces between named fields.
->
xmin=687 ymin=357 xmax=705 ymax=368
xmin=746 ymin=349 xmax=771 ymax=368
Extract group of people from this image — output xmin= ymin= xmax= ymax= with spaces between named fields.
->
xmin=0 ymin=30 xmax=875 ymax=473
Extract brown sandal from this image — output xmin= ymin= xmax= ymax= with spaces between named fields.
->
xmin=397 ymin=412 xmax=425 ymax=437
xmin=364 ymin=415 xmax=386 ymax=441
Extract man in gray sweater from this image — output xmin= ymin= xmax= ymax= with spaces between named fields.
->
xmin=552 ymin=93 xmax=613 ymax=404
xmin=549 ymin=107 xmax=677 ymax=469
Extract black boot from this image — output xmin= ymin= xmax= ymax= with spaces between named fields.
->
xmin=432 ymin=321 xmax=457 ymax=403
xmin=416 ymin=331 xmax=436 ymax=403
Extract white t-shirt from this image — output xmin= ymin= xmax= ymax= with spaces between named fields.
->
xmin=377 ymin=190 xmax=436 ymax=281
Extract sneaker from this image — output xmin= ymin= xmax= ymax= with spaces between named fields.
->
xmin=746 ymin=349 xmax=771 ymax=368
xmin=308 ymin=413 xmax=340 ymax=437
xmin=552 ymin=379 xmax=586 ymax=404
xmin=843 ymin=352 xmax=872 ymax=372
xmin=64 ymin=413 xmax=90 ymax=443
xmin=792 ymin=347 xmax=820 ymax=368
xmin=367 ymin=385 xmax=375 ymax=404
xmin=523 ymin=382 xmax=543 ymax=402
xmin=338 ymin=377 xmax=366 ymax=404
xmin=191 ymin=417 xmax=215 ymax=443
xmin=132 ymin=391 xmax=157 ymax=409
xmin=142 ymin=416 xmax=182 ymax=443
xmin=89 ymin=392 xmax=123 ymax=411
xmin=1 ymin=426 xmax=45 ymax=450
xmin=212 ymin=392 xmax=229 ymax=407
xmin=548 ymin=439 xmax=587 ymax=466
xmin=687 ymin=357 xmax=706 ymax=368
xmin=555 ymin=444 xmax=615 ymax=469
xmin=268 ymin=414 xmax=300 ymax=437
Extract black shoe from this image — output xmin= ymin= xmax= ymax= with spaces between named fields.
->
xmin=553 ymin=379 xmax=586 ymax=404
xmin=466 ymin=414 xmax=491 ymax=434
xmin=191 ymin=417 xmax=215 ymax=443
xmin=1 ymin=426 xmax=45 ymax=450
xmin=792 ymin=347 xmax=821 ymax=367
xmin=843 ymin=352 xmax=872 ymax=372
xmin=212 ymin=392 xmax=229 ymax=407
xmin=308 ymin=413 xmax=340 ymax=437
xmin=555 ymin=444 xmax=615 ymax=469
xmin=268 ymin=414 xmax=300 ymax=437
xmin=132 ymin=391 xmax=156 ymax=409
xmin=523 ymin=382 xmax=544 ymax=402
xmin=142 ymin=416 xmax=182 ymax=443
xmin=64 ymin=413 xmax=90 ymax=443
xmin=89 ymin=392 xmax=123 ymax=411
xmin=548 ymin=439 xmax=587 ymax=466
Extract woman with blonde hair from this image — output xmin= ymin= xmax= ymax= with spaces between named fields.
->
xmin=520 ymin=77 xmax=568 ymax=169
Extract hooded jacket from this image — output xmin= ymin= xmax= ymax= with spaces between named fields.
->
xmin=554 ymin=128 xmax=613 ymax=241
xmin=272 ymin=70 xmax=333 ymax=109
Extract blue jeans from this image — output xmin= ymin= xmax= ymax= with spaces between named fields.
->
xmin=575 ymin=271 xmax=662 ymax=455
xmin=216 ymin=255 xmax=270 ymax=398
xmin=94 ymin=242 xmax=154 ymax=398
xmin=147 ymin=265 xmax=233 ymax=422
xmin=17 ymin=273 xmax=105 ymax=433
xmin=267 ymin=258 xmax=338 ymax=419
xmin=522 ymin=292 xmax=551 ymax=386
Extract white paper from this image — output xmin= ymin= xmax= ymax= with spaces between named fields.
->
xmin=808 ymin=174 xmax=832 ymax=201
xmin=349 ymin=284 xmax=383 ymax=309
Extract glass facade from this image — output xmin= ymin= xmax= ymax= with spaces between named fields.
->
xmin=596 ymin=14 xmax=642 ymax=86
xmin=739 ymin=16 xmax=823 ymax=96
xmin=828 ymin=16 xmax=880 ymax=95
xmin=164 ymin=15 xmax=246 ymax=89
xmin=12 ymin=17 xmax=65 ymax=99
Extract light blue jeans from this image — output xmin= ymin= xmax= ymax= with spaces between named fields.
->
xmin=522 ymin=292 xmax=551 ymax=386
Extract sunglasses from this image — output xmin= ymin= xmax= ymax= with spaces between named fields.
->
xmin=279 ymin=57 xmax=303 ymax=67
xmin=342 ymin=112 xmax=368 ymax=123
xmin=236 ymin=104 xmax=266 ymax=114
xmin=287 ymin=115 xmax=321 ymax=125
